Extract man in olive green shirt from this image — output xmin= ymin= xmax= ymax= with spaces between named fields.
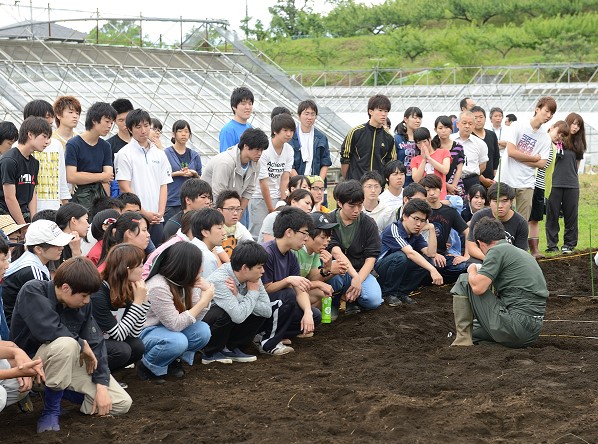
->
xmin=451 ymin=216 xmax=548 ymax=348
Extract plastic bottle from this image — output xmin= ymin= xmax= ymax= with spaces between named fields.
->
xmin=321 ymin=297 xmax=332 ymax=324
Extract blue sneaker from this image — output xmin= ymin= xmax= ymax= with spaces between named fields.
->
xmin=221 ymin=348 xmax=257 ymax=363
xmin=201 ymin=351 xmax=233 ymax=365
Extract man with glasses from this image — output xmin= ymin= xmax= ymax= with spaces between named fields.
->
xmin=216 ymin=190 xmax=253 ymax=258
xmin=340 ymin=94 xmax=396 ymax=181
xmin=465 ymin=182 xmax=528 ymax=263
xmin=258 ymin=207 xmax=320 ymax=355
xmin=375 ymin=198 xmax=443 ymax=307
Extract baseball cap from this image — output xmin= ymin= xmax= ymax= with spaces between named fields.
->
xmin=310 ymin=212 xmax=338 ymax=230
xmin=0 ymin=214 xmax=29 ymax=236
xmin=25 ymin=220 xmax=74 ymax=246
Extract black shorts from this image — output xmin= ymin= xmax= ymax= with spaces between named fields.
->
xmin=529 ymin=187 xmax=545 ymax=222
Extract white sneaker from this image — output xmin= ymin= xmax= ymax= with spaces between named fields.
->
xmin=260 ymin=341 xmax=294 ymax=355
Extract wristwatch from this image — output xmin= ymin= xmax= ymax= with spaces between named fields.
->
xmin=320 ymin=268 xmax=332 ymax=277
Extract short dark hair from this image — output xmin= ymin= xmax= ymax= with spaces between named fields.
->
xmin=459 ymin=97 xmax=471 ymax=110
xmin=0 ymin=121 xmax=18 ymax=145
xmin=413 ymin=127 xmax=431 ymax=143
xmin=473 ymin=217 xmax=506 ymax=244
xmin=286 ymin=189 xmax=314 ymax=208
xmin=470 ymin=105 xmax=486 ymax=117
xmin=32 ymin=209 xmax=57 ymax=222
xmin=403 ymin=182 xmax=426 ymax=199
xmin=191 ymin=208 xmax=224 ymax=240
xmin=288 ymin=175 xmax=309 ymax=192
xmin=117 ymin=192 xmax=142 ymax=209
xmin=23 ymin=100 xmax=54 ymax=119
xmin=18 ymin=116 xmax=52 ymax=145
xmin=54 ymin=257 xmax=102 ymax=294
xmin=170 ymin=120 xmax=192 ymax=145
xmin=360 ymin=170 xmax=384 ymax=187
xmin=85 ymin=102 xmax=117 ymax=131
xmin=150 ymin=117 xmax=163 ymax=131
xmin=53 ymin=96 xmax=82 ymax=128
xmin=367 ymin=94 xmax=391 ymax=113
xmin=90 ymin=196 xmax=124 ymax=220
xmin=0 ymin=236 xmax=8 ymax=255
xmin=180 ymin=179 xmax=212 ymax=209
xmin=230 ymin=241 xmax=269 ymax=271
xmin=271 ymin=106 xmax=291 ymax=119
xmin=333 ymin=180 xmax=364 ymax=206
xmin=238 ymin=128 xmax=269 ymax=151
xmin=55 ymin=203 xmax=89 ymax=230
xmin=419 ymin=175 xmax=442 ymax=190
xmin=230 ymin=87 xmax=254 ymax=113
xmin=111 ymin=98 xmax=134 ymax=115
xmin=215 ymin=190 xmax=241 ymax=209
xmin=402 ymin=198 xmax=432 ymax=219
xmin=383 ymin=160 xmax=406 ymax=181
xmin=272 ymin=207 xmax=314 ymax=239
xmin=468 ymin=184 xmax=488 ymax=204
xmin=271 ymin=113 xmax=296 ymax=137
xmin=487 ymin=182 xmax=515 ymax=201
xmin=298 ymin=100 xmax=318 ymax=116
xmin=126 ymin=109 xmax=151 ymax=131
xmin=505 ymin=113 xmax=517 ymax=122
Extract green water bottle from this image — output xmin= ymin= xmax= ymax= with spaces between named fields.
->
xmin=322 ymin=297 xmax=332 ymax=324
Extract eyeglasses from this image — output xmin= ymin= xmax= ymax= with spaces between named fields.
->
xmin=301 ymin=112 xmax=317 ymax=117
xmin=294 ymin=229 xmax=310 ymax=237
xmin=222 ymin=207 xmax=243 ymax=213
xmin=310 ymin=186 xmax=325 ymax=192
xmin=8 ymin=235 xmax=24 ymax=243
xmin=363 ymin=184 xmax=381 ymax=190
xmin=409 ymin=215 xmax=427 ymax=224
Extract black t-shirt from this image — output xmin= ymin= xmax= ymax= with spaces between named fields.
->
xmin=478 ymin=131 xmax=500 ymax=180
xmin=429 ymin=204 xmax=468 ymax=254
xmin=0 ymin=147 xmax=40 ymax=214
xmin=107 ymin=134 xmax=129 ymax=161
xmin=163 ymin=210 xmax=183 ymax=243
xmin=467 ymin=207 xmax=528 ymax=251
xmin=552 ymin=148 xmax=580 ymax=189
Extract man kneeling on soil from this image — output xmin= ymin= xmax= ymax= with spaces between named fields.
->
xmin=450 ymin=217 xmax=548 ymax=348
xmin=10 ymin=257 xmax=132 ymax=433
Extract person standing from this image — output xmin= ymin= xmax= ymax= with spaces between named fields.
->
xmin=164 ymin=120 xmax=201 ymax=222
xmin=394 ymin=107 xmax=422 ymax=185
xmin=341 ymin=95 xmax=396 ymax=181
xmin=219 ymin=87 xmax=254 ymax=152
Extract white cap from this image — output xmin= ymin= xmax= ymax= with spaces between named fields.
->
xmin=25 ymin=220 xmax=74 ymax=246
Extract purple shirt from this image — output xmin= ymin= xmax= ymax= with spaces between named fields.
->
xmin=262 ymin=240 xmax=300 ymax=286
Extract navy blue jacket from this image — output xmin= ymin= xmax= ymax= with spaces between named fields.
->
xmin=290 ymin=127 xmax=332 ymax=176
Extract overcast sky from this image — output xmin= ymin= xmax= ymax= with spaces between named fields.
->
xmin=0 ymin=1 xmax=381 ymax=39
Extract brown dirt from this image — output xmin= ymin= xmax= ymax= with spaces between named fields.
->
xmin=3 ymin=253 xmax=598 ymax=443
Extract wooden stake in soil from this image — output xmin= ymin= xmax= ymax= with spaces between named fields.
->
xmin=590 ymin=223 xmax=595 ymax=298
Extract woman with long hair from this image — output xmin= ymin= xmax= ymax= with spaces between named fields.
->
xmin=138 ymin=242 xmax=214 ymax=383
xmin=164 ymin=120 xmax=202 ymax=222
xmin=433 ymin=115 xmax=465 ymax=197
xmin=394 ymin=106 xmax=422 ymax=186
xmin=97 ymin=212 xmax=150 ymax=272
xmin=545 ymin=113 xmax=586 ymax=253
xmin=55 ymin=202 xmax=89 ymax=260
xmin=85 ymin=209 xmax=120 ymax=263
xmin=91 ymin=243 xmax=148 ymax=372
xmin=258 ymin=189 xmax=314 ymax=243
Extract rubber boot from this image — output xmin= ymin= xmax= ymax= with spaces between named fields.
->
xmin=528 ymin=238 xmax=545 ymax=259
xmin=451 ymin=295 xmax=474 ymax=346
xmin=37 ymin=387 xmax=64 ymax=433
xmin=62 ymin=389 xmax=84 ymax=406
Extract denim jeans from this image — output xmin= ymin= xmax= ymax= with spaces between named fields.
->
xmin=375 ymin=251 xmax=429 ymax=297
xmin=328 ymin=273 xmax=382 ymax=310
xmin=140 ymin=322 xmax=211 ymax=376
xmin=435 ymin=253 xmax=468 ymax=284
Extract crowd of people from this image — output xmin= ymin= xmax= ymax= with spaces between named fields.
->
xmin=0 ymin=88 xmax=588 ymax=433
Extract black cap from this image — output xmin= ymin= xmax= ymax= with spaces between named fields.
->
xmin=310 ymin=212 xmax=338 ymax=230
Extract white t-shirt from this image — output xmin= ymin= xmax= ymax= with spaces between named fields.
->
xmin=500 ymin=121 xmax=551 ymax=189
xmin=252 ymin=141 xmax=294 ymax=200
xmin=450 ymin=133 xmax=489 ymax=177
xmin=379 ymin=189 xmax=403 ymax=212
xmin=115 ymin=139 xmax=173 ymax=215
